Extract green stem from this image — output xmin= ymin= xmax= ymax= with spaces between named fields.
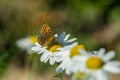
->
xmin=59 ymin=73 xmax=63 ymax=80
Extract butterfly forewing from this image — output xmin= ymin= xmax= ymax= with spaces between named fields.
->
xmin=40 ymin=24 xmax=52 ymax=34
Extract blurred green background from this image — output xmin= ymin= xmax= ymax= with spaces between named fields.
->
xmin=0 ymin=0 xmax=120 ymax=80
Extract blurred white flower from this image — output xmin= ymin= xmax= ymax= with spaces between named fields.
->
xmin=56 ymin=45 xmax=86 ymax=74
xmin=16 ymin=36 xmax=36 ymax=53
xmin=32 ymin=32 xmax=78 ymax=65
xmin=67 ymin=48 xmax=120 ymax=80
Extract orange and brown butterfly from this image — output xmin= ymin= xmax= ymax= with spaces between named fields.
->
xmin=37 ymin=23 xmax=55 ymax=47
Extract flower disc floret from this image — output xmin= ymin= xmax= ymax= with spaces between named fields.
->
xmin=47 ymin=42 xmax=63 ymax=52
xmin=29 ymin=36 xmax=36 ymax=44
xmin=70 ymin=45 xmax=86 ymax=58
xmin=86 ymin=56 xmax=104 ymax=70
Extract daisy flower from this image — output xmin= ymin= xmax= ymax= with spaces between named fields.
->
xmin=56 ymin=45 xmax=86 ymax=74
xmin=68 ymin=48 xmax=120 ymax=80
xmin=32 ymin=32 xmax=78 ymax=65
xmin=16 ymin=36 xmax=36 ymax=53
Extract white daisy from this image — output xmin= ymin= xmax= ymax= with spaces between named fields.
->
xmin=56 ymin=45 xmax=86 ymax=74
xmin=68 ymin=48 xmax=120 ymax=80
xmin=32 ymin=32 xmax=78 ymax=65
xmin=16 ymin=36 xmax=36 ymax=53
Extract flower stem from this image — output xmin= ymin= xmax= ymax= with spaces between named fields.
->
xmin=59 ymin=73 xmax=63 ymax=80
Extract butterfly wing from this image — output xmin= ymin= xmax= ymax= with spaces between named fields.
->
xmin=37 ymin=34 xmax=46 ymax=46
xmin=40 ymin=24 xmax=52 ymax=34
xmin=37 ymin=24 xmax=55 ymax=47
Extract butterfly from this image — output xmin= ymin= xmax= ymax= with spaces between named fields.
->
xmin=37 ymin=23 xmax=55 ymax=47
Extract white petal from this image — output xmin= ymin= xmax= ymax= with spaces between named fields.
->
xmin=67 ymin=38 xmax=77 ymax=42
xmin=58 ymin=58 xmax=70 ymax=71
xmin=35 ymin=42 xmax=41 ymax=46
xmin=64 ymin=34 xmax=70 ymax=41
xmin=61 ymin=60 xmax=69 ymax=69
xmin=103 ymin=51 xmax=115 ymax=62
xmin=93 ymin=51 xmax=98 ymax=55
xmin=31 ymin=47 xmax=38 ymax=51
xmin=55 ymin=50 xmax=67 ymax=56
xmin=65 ymin=66 xmax=71 ymax=75
xmin=37 ymin=50 xmax=45 ymax=54
xmin=54 ymin=34 xmax=58 ymax=37
xmin=56 ymin=66 xmax=64 ymax=73
xmin=79 ymin=49 xmax=89 ymax=56
xmin=73 ymin=42 xmax=79 ymax=45
xmin=44 ymin=56 xmax=49 ymax=63
xmin=59 ymin=32 xmax=65 ymax=40
xmin=103 ymin=61 xmax=120 ymax=73
xmin=72 ymin=56 xmax=87 ymax=62
xmin=31 ymin=46 xmax=40 ymax=52
xmin=55 ymin=56 xmax=62 ymax=62
xmin=56 ymin=61 xmax=67 ymax=73
xmin=40 ymin=53 xmax=49 ymax=62
xmin=94 ymin=70 xmax=108 ymax=80
xmin=61 ymin=42 xmax=78 ymax=51
xmin=31 ymin=42 xmax=43 ymax=53
xmin=108 ymin=61 xmax=120 ymax=66
xmin=49 ymin=57 xmax=55 ymax=65
xmin=97 ymin=48 xmax=105 ymax=58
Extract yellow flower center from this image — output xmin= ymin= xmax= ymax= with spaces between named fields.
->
xmin=70 ymin=45 xmax=86 ymax=58
xmin=48 ymin=42 xmax=62 ymax=52
xmin=29 ymin=36 xmax=37 ymax=44
xmin=73 ymin=72 xmax=88 ymax=80
xmin=86 ymin=56 xmax=104 ymax=70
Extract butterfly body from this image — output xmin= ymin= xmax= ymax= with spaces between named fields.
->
xmin=37 ymin=24 xmax=55 ymax=47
